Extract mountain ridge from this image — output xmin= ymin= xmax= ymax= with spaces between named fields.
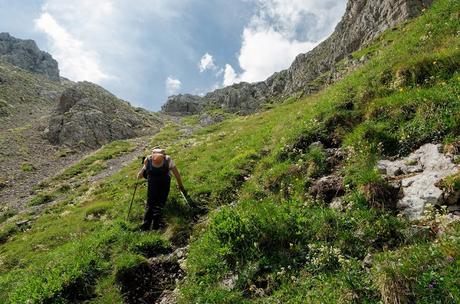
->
xmin=161 ymin=0 xmax=433 ymax=115
xmin=0 ymin=32 xmax=60 ymax=81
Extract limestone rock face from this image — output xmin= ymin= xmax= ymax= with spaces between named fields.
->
xmin=161 ymin=0 xmax=433 ymax=115
xmin=378 ymin=144 xmax=458 ymax=220
xmin=283 ymin=0 xmax=433 ymax=96
xmin=161 ymin=94 xmax=204 ymax=115
xmin=0 ymin=32 xmax=59 ymax=81
xmin=48 ymin=82 xmax=162 ymax=149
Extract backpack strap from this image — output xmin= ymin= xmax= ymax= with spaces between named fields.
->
xmin=164 ymin=155 xmax=170 ymax=170
xmin=142 ymin=156 xmax=151 ymax=179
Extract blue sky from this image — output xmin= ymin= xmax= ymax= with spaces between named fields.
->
xmin=0 ymin=0 xmax=346 ymax=111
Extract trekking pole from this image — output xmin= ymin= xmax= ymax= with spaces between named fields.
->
xmin=126 ymin=183 xmax=139 ymax=221
xmin=180 ymin=189 xmax=200 ymax=209
xmin=180 ymin=189 xmax=191 ymax=207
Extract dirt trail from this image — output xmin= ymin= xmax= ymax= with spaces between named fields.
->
xmin=0 ymin=115 xmax=193 ymax=219
xmin=0 ymin=134 xmax=155 ymax=226
xmin=89 ymin=137 xmax=149 ymax=184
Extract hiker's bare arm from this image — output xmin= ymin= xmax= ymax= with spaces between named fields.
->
xmin=171 ymin=167 xmax=185 ymax=190
xmin=137 ymin=158 xmax=148 ymax=179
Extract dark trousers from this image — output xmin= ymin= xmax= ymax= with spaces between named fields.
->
xmin=141 ymin=175 xmax=171 ymax=230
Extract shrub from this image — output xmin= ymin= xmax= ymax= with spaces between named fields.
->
xmin=20 ymin=162 xmax=35 ymax=172
xmin=29 ymin=192 xmax=55 ymax=206
xmin=185 ymin=199 xmax=408 ymax=301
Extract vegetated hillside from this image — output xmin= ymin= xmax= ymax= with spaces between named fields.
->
xmin=0 ymin=0 xmax=459 ymax=303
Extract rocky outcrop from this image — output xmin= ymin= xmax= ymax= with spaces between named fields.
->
xmin=0 ymin=32 xmax=59 ymax=81
xmin=378 ymin=144 xmax=459 ymax=220
xmin=282 ymin=0 xmax=433 ymax=97
xmin=162 ymin=0 xmax=433 ymax=115
xmin=161 ymin=94 xmax=205 ymax=115
xmin=47 ymin=81 xmax=162 ymax=149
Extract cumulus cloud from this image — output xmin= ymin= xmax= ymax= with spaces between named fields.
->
xmin=198 ymin=53 xmax=216 ymax=72
xmin=32 ymin=0 xmax=191 ymax=103
xmin=223 ymin=0 xmax=345 ymax=86
xmin=165 ymin=76 xmax=182 ymax=94
xmin=223 ymin=64 xmax=238 ymax=86
xmin=236 ymin=27 xmax=316 ymax=83
xmin=35 ymin=12 xmax=109 ymax=82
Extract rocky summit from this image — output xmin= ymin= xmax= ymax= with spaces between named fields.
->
xmin=162 ymin=0 xmax=433 ymax=115
xmin=47 ymin=81 xmax=163 ymax=149
xmin=0 ymin=32 xmax=59 ymax=81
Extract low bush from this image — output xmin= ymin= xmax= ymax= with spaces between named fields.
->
xmin=29 ymin=192 xmax=55 ymax=206
xmin=183 ymin=199 xmax=409 ymax=301
xmin=20 ymin=162 xmax=35 ymax=172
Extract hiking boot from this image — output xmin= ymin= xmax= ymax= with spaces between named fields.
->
xmin=151 ymin=221 xmax=161 ymax=230
xmin=140 ymin=222 xmax=151 ymax=231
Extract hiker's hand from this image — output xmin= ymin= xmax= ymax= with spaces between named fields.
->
xmin=178 ymin=185 xmax=186 ymax=193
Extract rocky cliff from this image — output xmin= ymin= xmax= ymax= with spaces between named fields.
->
xmin=162 ymin=0 xmax=433 ymax=115
xmin=48 ymin=82 xmax=163 ymax=149
xmin=0 ymin=32 xmax=60 ymax=81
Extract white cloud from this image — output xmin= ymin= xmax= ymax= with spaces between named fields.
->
xmin=223 ymin=64 xmax=238 ymax=86
xmin=165 ymin=76 xmax=182 ymax=95
xmin=223 ymin=0 xmax=345 ymax=86
xmin=198 ymin=53 xmax=216 ymax=72
xmin=35 ymin=12 xmax=110 ymax=82
xmin=237 ymin=27 xmax=316 ymax=83
xmin=33 ymin=0 xmax=191 ymax=90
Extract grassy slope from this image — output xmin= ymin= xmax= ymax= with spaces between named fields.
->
xmin=0 ymin=0 xmax=459 ymax=302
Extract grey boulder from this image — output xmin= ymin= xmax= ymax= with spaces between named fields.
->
xmin=48 ymin=81 xmax=162 ymax=149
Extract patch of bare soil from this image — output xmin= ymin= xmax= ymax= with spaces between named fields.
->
xmin=117 ymin=254 xmax=184 ymax=304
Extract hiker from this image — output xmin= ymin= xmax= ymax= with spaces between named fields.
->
xmin=137 ymin=148 xmax=185 ymax=230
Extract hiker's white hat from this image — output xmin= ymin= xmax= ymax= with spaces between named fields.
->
xmin=152 ymin=147 xmax=165 ymax=154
